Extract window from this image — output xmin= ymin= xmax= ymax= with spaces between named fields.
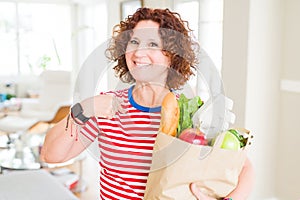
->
xmin=174 ymin=0 xmax=223 ymax=71
xmin=0 ymin=2 xmax=72 ymax=76
xmin=173 ymin=0 xmax=200 ymax=97
xmin=173 ymin=0 xmax=224 ymax=100
xmin=174 ymin=0 xmax=199 ymax=39
xmin=198 ymin=0 xmax=223 ymax=72
xmin=0 ymin=3 xmax=18 ymax=76
xmin=120 ymin=0 xmax=143 ymax=21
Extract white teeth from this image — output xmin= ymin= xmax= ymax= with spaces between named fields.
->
xmin=135 ymin=63 xmax=150 ymax=67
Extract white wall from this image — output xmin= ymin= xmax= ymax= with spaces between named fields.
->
xmin=223 ymin=0 xmax=300 ymax=199
xmin=222 ymin=0 xmax=284 ymax=198
xmin=222 ymin=0 xmax=250 ymax=127
xmin=221 ymin=3 xmax=282 ymax=200
xmin=277 ymin=0 xmax=300 ymax=199
xmin=245 ymin=0 xmax=283 ymax=199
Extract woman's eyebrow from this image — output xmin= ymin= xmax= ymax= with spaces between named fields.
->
xmin=130 ymin=35 xmax=160 ymax=43
xmin=130 ymin=36 xmax=139 ymax=40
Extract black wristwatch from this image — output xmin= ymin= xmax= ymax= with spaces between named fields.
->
xmin=71 ymin=103 xmax=90 ymax=123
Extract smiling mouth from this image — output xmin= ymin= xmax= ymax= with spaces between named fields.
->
xmin=134 ymin=62 xmax=151 ymax=68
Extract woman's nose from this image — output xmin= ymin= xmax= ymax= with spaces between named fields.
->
xmin=133 ymin=45 xmax=148 ymax=57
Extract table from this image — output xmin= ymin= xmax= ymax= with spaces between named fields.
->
xmin=0 ymin=131 xmax=87 ymax=195
xmin=0 ymin=169 xmax=79 ymax=200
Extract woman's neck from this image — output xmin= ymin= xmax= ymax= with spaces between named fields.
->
xmin=132 ymin=82 xmax=170 ymax=108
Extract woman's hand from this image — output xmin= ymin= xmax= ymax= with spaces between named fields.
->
xmin=190 ymin=183 xmax=216 ymax=200
xmin=190 ymin=158 xmax=254 ymax=200
xmin=80 ymin=94 xmax=126 ymax=119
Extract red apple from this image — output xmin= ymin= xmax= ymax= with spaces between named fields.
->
xmin=179 ymin=128 xmax=208 ymax=145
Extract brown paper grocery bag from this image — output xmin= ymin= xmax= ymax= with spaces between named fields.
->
xmin=144 ymin=131 xmax=248 ymax=200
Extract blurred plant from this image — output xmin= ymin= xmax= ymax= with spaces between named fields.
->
xmin=25 ymin=38 xmax=61 ymax=73
xmin=37 ymin=54 xmax=51 ymax=70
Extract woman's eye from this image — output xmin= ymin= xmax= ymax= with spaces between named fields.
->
xmin=149 ymin=42 xmax=159 ymax=48
xmin=129 ymin=39 xmax=139 ymax=45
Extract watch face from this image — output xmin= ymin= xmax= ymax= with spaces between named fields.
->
xmin=71 ymin=103 xmax=82 ymax=117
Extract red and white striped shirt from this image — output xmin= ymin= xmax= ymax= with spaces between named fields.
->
xmin=80 ymin=86 xmax=161 ymax=199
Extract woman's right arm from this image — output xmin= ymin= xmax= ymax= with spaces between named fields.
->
xmin=40 ymin=94 xmax=124 ymax=163
xmin=40 ymin=115 xmax=92 ymax=163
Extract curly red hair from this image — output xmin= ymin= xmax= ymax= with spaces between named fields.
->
xmin=106 ymin=7 xmax=199 ymax=89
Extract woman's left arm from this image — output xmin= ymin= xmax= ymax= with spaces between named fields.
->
xmin=191 ymin=157 xmax=255 ymax=200
xmin=224 ymin=157 xmax=255 ymax=199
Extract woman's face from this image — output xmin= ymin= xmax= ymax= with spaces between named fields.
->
xmin=125 ymin=20 xmax=170 ymax=86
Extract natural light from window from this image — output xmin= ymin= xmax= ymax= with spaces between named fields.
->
xmin=0 ymin=2 xmax=18 ymax=76
xmin=173 ymin=0 xmax=224 ymax=100
xmin=0 ymin=2 xmax=72 ymax=76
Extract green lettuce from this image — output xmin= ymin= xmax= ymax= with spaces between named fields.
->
xmin=177 ymin=94 xmax=203 ymax=137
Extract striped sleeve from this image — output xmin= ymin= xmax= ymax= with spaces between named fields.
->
xmin=80 ymin=116 xmax=100 ymax=142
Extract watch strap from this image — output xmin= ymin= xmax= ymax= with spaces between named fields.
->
xmin=73 ymin=112 xmax=90 ymax=123
xmin=71 ymin=103 xmax=90 ymax=124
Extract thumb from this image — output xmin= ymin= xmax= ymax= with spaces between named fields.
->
xmin=190 ymin=183 xmax=201 ymax=199
xmin=190 ymin=183 xmax=216 ymax=200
